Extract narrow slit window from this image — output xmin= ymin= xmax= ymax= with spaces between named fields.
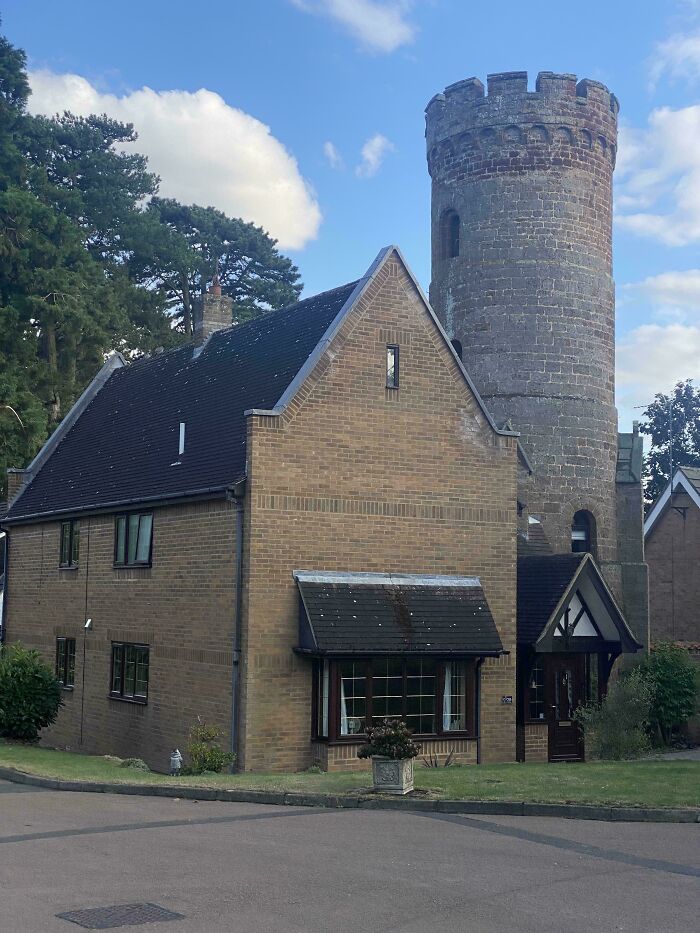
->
xmin=59 ymin=520 xmax=79 ymax=568
xmin=55 ymin=637 xmax=76 ymax=688
xmin=386 ymin=345 xmax=399 ymax=389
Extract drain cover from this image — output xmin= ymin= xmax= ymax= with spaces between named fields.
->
xmin=56 ymin=903 xmax=184 ymax=929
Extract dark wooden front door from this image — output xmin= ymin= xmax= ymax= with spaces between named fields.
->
xmin=547 ymin=655 xmax=585 ymax=762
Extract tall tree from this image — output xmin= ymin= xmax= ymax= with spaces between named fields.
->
xmin=131 ymin=199 xmax=302 ymax=334
xmin=640 ymin=379 xmax=700 ymax=505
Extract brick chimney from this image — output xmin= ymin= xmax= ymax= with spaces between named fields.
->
xmin=193 ymin=274 xmax=233 ymax=345
xmin=6 ymin=468 xmax=26 ymax=505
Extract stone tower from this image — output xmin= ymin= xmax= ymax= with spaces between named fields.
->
xmin=426 ymin=71 xmax=619 ymax=562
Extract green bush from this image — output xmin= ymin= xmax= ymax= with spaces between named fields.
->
xmin=638 ymin=643 xmax=699 ymax=745
xmin=574 ymin=669 xmax=652 ymax=760
xmin=357 ymin=719 xmax=420 ymax=760
xmin=0 ymin=643 xmax=63 ymax=741
xmin=185 ymin=719 xmax=234 ymax=775
xmin=120 ymin=758 xmax=150 ymax=772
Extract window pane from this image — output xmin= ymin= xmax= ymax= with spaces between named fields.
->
xmin=386 ymin=346 xmax=399 ymax=389
xmin=134 ymin=647 xmax=149 ymax=698
xmin=66 ymin=639 xmax=76 ymax=688
xmin=443 ymin=661 xmax=466 ymax=731
xmin=111 ymin=645 xmax=123 ymax=693
xmin=60 ymin=523 xmax=71 ymax=565
xmin=123 ymin=644 xmax=137 ymax=697
xmin=56 ymin=638 xmax=65 ymax=682
xmin=136 ymin=514 xmax=152 ymax=563
xmin=528 ymin=660 xmax=545 ymax=720
xmin=115 ymin=517 xmax=126 ymax=563
xmin=127 ymin=514 xmax=140 ymax=564
xmin=70 ymin=523 xmax=79 ymax=565
xmin=339 ymin=661 xmax=366 ymax=735
xmin=371 ymin=657 xmax=403 ymax=723
xmin=406 ymin=658 xmax=436 ymax=733
xmin=317 ymin=660 xmax=329 ymax=738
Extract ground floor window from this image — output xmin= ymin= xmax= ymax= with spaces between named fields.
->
xmin=110 ymin=642 xmax=149 ymax=703
xmin=55 ymin=637 xmax=76 ymax=688
xmin=313 ymin=657 xmax=476 ymax=740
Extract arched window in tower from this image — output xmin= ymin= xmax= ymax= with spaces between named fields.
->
xmin=441 ymin=210 xmax=460 ymax=259
xmin=571 ymin=511 xmax=596 ymax=556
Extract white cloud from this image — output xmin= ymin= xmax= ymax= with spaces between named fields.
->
xmin=624 ymin=269 xmax=700 ymax=313
xmin=323 ymin=140 xmax=344 ymax=169
xmin=289 ymin=0 xmax=416 ymax=53
xmin=615 ymin=104 xmax=700 ymax=246
xmin=355 ymin=133 xmax=394 ymax=178
xmin=650 ymin=29 xmax=700 ymax=87
xmin=616 ymin=323 xmax=700 ymax=427
xmin=27 ymin=70 xmax=321 ymax=250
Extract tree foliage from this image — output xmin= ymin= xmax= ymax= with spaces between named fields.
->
xmin=640 ymin=379 xmax=700 ymax=505
xmin=638 ymin=643 xmax=699 ymax=745
xmin=0 ymin=29 xmax=302 ymax=498
xmin=573 ymin=669 xmax=653 ymax=760
xmin=0 ymin=642 xmax=62 ymax=741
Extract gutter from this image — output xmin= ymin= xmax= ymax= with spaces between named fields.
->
xmin=2 ymin=483 xmax=243 ymax=528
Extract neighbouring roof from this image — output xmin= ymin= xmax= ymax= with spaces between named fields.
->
xmin=517 ymin=553 xmax=641 ymax=651
xmin=5 ymin=281 xmax=358 ymax=523
xmin=644 ymin=465 xmax=700 ymax=538
xmin=294 ymin=571 xmax=504 ymax=656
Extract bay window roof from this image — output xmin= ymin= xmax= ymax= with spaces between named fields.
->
xmin=294 ymin=571 xmax=504 ymax=657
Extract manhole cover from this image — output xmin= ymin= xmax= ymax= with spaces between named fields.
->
xmin=56 ymin=903 xmax=184 ymax=929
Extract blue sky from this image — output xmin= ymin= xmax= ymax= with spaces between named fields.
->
xmin=4 ymin=0 xmax=700 ymax=427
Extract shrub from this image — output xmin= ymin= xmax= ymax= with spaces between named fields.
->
xmin=638 ymin=643 xmax=700 ymax=745
xmin=357 ymin=719 xmax=420 ymax=760
xmin=120 ymin=758 xmax=150 ymax=772
xmin=0 ymin=643 xmax=62 ymax=741
xmin=185 ymin=719 xmax=234 ymax=775
xmin=574 ymin=669 xmax=652 ymax=760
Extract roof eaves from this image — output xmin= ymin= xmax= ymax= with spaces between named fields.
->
xmin=1 ymin=482 xmax=239 ymax=527
xmin=644 ymin=468 xmax=700 ymax=538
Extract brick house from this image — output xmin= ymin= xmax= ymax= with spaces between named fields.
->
xmin=1 ymin=247 xmax=640 ymax=771
xmin=645 ymin=467 xmax=700 ymax=647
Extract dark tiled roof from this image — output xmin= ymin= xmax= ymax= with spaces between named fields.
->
xmin=680 ymin=466 xmax=700 ymax=494
xmin=517 ymin=519 xmax=552 ymax=558
xmin=295 ymin=572 xmax=504 ymax=656
xmin=517 ymin=553 xmax=586 ymax=645
xmin=7 ymin=282 xmax=358 ymax=522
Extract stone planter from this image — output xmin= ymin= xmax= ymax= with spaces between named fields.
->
xmin=371 ymin=756 xmax=414 ymax=795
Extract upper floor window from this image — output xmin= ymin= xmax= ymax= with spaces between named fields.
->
xmin=571 ymin=510 xmax=595 ymax=555
xmin=55 ymin=636 xmax=76 ymax=688
xmin=386 ymin=345 xmax=400 ymax=389
xmin=441 ymin=210 xmax=460 ymax=259
xmin=59 ymin=520 xmax=79 ymax=568
xmin=115 ymin=512 xmax=153 ymax=567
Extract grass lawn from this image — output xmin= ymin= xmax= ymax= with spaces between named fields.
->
xmin=1 ymin=742 xmax=698 ymax=808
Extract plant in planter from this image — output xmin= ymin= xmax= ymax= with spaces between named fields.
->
xmin=358 ymin=719 xmax=420 ymax=795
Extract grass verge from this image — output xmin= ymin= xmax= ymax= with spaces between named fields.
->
xmin=1 ymin=742 xmax=698 ymax=808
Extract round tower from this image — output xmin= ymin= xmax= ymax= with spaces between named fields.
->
xmin=426 ymin=71 xmax=619 ymax=560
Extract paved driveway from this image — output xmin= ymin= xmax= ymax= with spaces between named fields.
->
xmin=0 ymin=780 xmax=697 ymax=932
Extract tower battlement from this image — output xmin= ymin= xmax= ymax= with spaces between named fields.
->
xmin=426 ymin=71 xmax=618 ymax=177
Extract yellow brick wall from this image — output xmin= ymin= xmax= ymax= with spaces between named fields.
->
xmin=240 ymin=254 xmax=518 ymax=771
xmin=4 ymin=499 xmax=237 ymax=771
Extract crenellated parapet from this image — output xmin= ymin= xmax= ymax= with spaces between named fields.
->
xmin=426 ymin=71 xmax=618 ymax=178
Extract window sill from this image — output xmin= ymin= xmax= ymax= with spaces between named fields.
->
xmin=58 ymin=565 xmax=79 ymax=572
xmin=113 ymin=563 xmax=152 ymax=570
xmin=108 ymin=694 xmax=148 ymax=706
xmin=60 ymin=685 xmax=75 ymax=693
xmin=320 ymin=732 xmax=477 ymax=745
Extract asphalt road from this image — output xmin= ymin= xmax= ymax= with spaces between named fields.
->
xmin=0 ymin=779 xmax=698 ymax=932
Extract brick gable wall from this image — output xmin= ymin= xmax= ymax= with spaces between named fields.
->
xmin=240 ymin=255 xmax=518 ymax=771
xmin=647 ymin=493 xmax=700 ymax=644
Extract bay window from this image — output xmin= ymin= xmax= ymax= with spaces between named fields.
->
xmin=314 ymin=657 xmax=476 ymax=740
